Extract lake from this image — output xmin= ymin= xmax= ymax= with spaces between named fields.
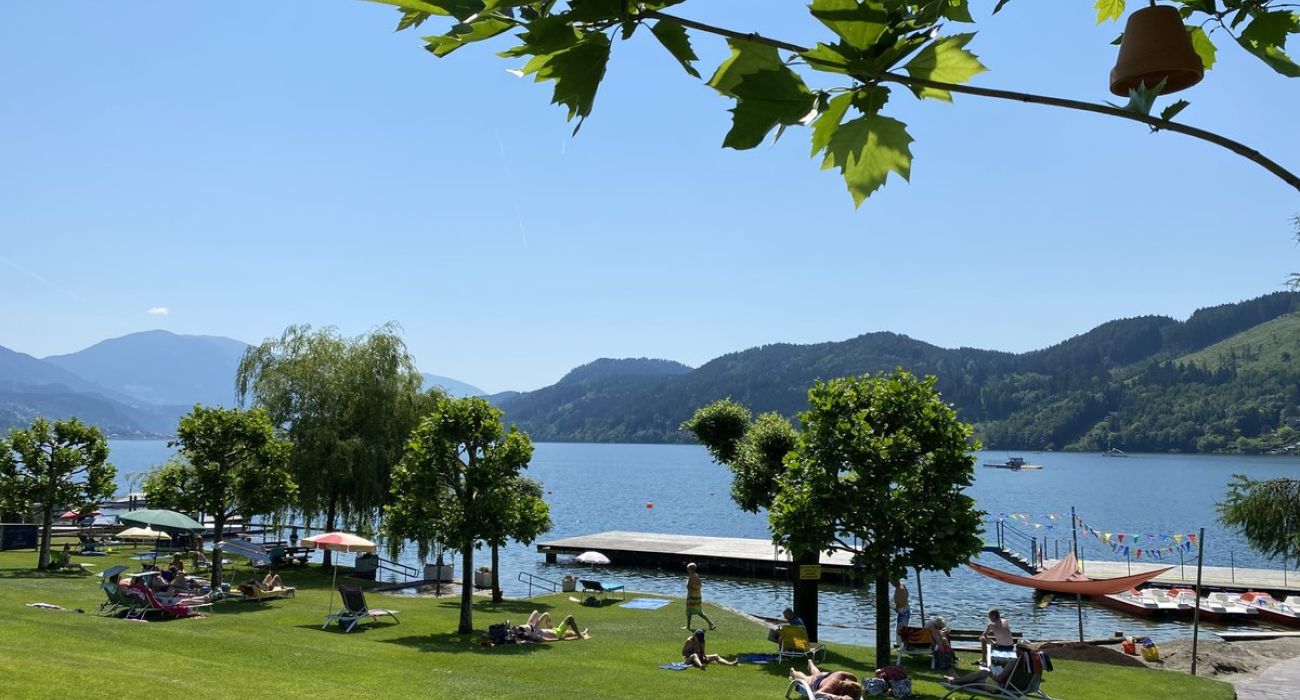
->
xmin=106 ymin=440 xmax=1300 ymax=645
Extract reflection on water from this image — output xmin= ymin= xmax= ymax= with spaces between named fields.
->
xmin=109 ymin=440 xmax=1300 ymax=644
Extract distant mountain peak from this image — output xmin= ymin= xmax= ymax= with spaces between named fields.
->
xmin=558 ymin=357 xmax=693 ymax=385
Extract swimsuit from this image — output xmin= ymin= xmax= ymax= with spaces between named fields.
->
xmin=686 ymin=594 xmax=702 ymax=612
xmin=810 ymin=672 xmax=833 ymax=692
xmin=554 ymin=619 xmax=571 ymax=639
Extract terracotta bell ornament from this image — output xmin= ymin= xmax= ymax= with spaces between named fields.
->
xmin=1109 ymin=3 xmax=1204 ymax=96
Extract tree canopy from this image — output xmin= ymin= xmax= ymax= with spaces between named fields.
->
xmin=235 ymin=323 xmax=433 ymax=563
xmin=370 ymin=0 xmax=1300 ymax=204
xmin=144 ymin=405 xmax=294 ymax=587
xmin=0 ymin=418 xmax=115 ymax=569
xmin=688 ymin=370 xmax=983 ymax=667
xmin=1219 ymin=474 xmax=1300 ymax=566
xmin=384 ymin=396 xmax=539 ymax=633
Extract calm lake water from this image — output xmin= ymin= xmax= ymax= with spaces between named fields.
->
xmin=106 ymin=440 xmax=1300 ymax=645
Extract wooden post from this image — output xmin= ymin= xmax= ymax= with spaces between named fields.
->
xmin=1071 ymin=506 xmax=1083 ymax=642
xmin=1191 ymin=527 xmax=1205 ymax=676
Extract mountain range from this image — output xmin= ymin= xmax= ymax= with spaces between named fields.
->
xmin=0 ymin=331 xmax=485 ymax=437
xmin=5 ymin=291 xmax=1299 ymax=452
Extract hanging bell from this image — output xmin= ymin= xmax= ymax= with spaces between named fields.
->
xmin=1109 ymin=4 xmax=1204 ymax=97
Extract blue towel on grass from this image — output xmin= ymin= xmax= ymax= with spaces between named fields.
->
xmin=736 ymin=653 xmax=779 ymax=664
xmin=658 ymin=662 xmax=690 ymax=671
xmin=622 ymin=598 xmax=671 ymax=610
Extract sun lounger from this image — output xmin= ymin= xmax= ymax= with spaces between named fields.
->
xmin=98 ymin=580 xmax=142 ymax=617
xmin=941 ymin=649 xmax=1056 ymax=700
xmin=785 ymin=678 xmax=863 ymax=700
xmin=216 ymin=537 xmax=272 ymax=567
xmin=123 ymin=582 xmax=211 ymax=619
xmin=238 ymin=584 xmax=297 ymax=602
xmin=578 ymin=579 xmax=625 ymax=602
xmin=776 ymin=624 xmax=826 ymax=663
xmin=323 ymin=585 xmax=399 ymax=632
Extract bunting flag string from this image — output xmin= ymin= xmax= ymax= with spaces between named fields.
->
xmin=992 ymin=512 xmax=1198 ymax=561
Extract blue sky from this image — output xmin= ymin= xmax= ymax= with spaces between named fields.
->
xmin=1 ymin=1 xmax=1297 ymax=393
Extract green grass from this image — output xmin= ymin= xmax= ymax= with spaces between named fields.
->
xmin=0 ymin=547 xmax=1234 ymax=699
xmin=1177 ymin=312 xmax=1300 ymax=373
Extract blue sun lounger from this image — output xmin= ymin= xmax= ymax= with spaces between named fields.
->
xmin=579 ymin=579 xmax=625 ymax=602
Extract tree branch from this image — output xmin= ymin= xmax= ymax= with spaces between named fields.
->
xmin=643 ymin=9 xmax=1300 ymax=193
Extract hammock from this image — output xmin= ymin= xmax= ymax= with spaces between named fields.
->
xmin=968 ymin=553 xmax=1173 ymax=596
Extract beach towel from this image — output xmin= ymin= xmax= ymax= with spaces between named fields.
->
xmin=736 ymin=653 xmax=779 ymax=664
xmin=621 ymin=598 xmax=671 ymax=610
xmin=658 ymin=662 xmax=690 ymax=671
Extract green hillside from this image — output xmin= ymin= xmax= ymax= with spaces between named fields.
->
xmin=499 ymin=292 xmax=1300 ymax=454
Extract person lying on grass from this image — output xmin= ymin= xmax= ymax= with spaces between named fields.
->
xmin=516 ymin=610 xmax=588 ymax=642
xmin=681 ymin=629 xmax=737 ymax=669
xmin=788 ymin=658 xmax=862 ymax=700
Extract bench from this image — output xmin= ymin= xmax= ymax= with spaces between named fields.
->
xmin=578 ymin=579 xmax=625 ymax=602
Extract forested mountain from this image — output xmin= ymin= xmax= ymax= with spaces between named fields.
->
xmin=498 ymin=292 xmax=1300 ymax=454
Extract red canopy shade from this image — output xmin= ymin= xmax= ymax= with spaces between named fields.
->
xmin=969 ymin=553 xmax=1173 ymax=596
xmin=60 ymin=509 xmax=101 ymax=519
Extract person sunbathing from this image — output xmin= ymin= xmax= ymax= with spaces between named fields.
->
xmin=682 ymin=629 xmax=737 ymax=669
xmin=788 ymin=658 xmax=861 ymax=700
xmin=516 ymin=610 xmax=587 ymax=642
xmin=258 ymin=573 xmax=285 ymax=590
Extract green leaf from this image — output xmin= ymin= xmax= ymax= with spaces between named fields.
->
xmin=1094 ymin=0 xmax=1126 ymax=24
xmin=1186 ymin=25 xmax=1217 ymax=70
xmin=720 ymin=66 xmax=815 ymax=150
xmin=1159 ymin=99 xmax=1190 ymax=121
xmin=849 ymin=85 xmax=890 ymax=116
xmin=521 ymin=31 xmax=612 ymax=130
xmin=801 ymin=42 xmax=855 ymax=75
xmin=993 ymin=0 xmax=1013 ymax=14
xmin=650 ymin=20 xmax=701 ymax=79
xmin=808 ymin=0 xmax=890 ymax=51
xmin=566 ymin=0 xmax=625 ymax=22
xmin=498 ymin=15 xmax=582 ymax=58
xmin=372 ymin=0 xmax=485 ymax=21
xmin=365 ymin=0 xmax=453 ymax=16
xmin=708 ymin=39 xmax=786 ymax=95
xmin=424 ymin=18 xmax=513 ymax=57
xmin=397 ymin=9 xmax=431 ymax=31
xmin=1241 ymin=11 xmax=1299 ymax=49
xmin=820 ymin=115 xmax=913 ymax=207
xmin=1236 ymin=34 xmax=1300 ymax=77
xmin=940 ymin=0 xmax=974 ymax=23
xmin=810 ymin=93 xmax=852 ymax=157
xmin=902 ymin=33 xmax=987 ymax=100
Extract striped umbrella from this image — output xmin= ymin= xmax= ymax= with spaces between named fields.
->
xmin=300 ymin=532 xmax=377 ymax=616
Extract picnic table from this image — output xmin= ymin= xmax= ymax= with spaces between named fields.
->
xmin=278 ymin=546 xmax=315 ymax=565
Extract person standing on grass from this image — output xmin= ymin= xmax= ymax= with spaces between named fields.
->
xmin=684 ymin=562 xmax=716 ymax=630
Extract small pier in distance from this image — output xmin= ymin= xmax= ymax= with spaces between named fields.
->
xmin=537 ymin=531 xmax=858 ymax=582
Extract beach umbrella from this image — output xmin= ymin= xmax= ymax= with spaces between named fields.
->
xmin=118 ymin=527 xmax=171 ymax=541
xmin=119 ymin=509 xmax=204 ymax=533
xmin=575 ymin=551 xmax=610 ymax=567
xmin=300 ymin=532 xmax=377 ymax=616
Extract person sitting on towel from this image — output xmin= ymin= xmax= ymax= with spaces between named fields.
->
xmin=516 ymin=610 xmax=587 ymax=642
xmin=681 ymin=629 xmax=737 ymax=669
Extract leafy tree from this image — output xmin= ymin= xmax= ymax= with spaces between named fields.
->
xmin=236 ymin=323 xmax=433 ymax=566
xmin=143 ymin=405 xmax=295 ymax=587
xmin=384 ymin=396 xmax=536 ymax=633
xmin=368 ymin=0 xmax=1300 ymax=204
xmin=479 ymin=475 xmax=552 ymax=603
xmin=1219 ymin=474 xmax=1300 ymax=566
xmin=689 ymin=371 xmax=983 ymax=667
xmin=0 ymin=418 xmax=115 ymax=569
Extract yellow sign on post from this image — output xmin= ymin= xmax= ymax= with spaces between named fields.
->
xmin=799 ymin=564 xmax=822 ymax=580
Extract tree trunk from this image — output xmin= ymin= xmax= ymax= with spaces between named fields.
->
xmin=322 ymin=500 xmax=337 ymax=569
xmin=793 ymin=551 xmax=819 ymax=642
xmin=458 ymin=544 xmax=474 ymax=634
xmin=491 ymin=543 xmax=502 ymax=604
xmin=875 ymin=573 xmax=892 ymax=669
xmin=37 ymin=502 xmax=54 ymax=570
xmin=211 ymin=513 xmax=226 ymax=589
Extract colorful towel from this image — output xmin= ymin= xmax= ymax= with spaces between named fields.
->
xmin=622 ymin=598 xmax=671 ymax=610
xmin=658 ymin=662 xmax=689 ymax=671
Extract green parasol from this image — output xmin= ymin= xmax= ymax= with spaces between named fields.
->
xmin=119 ymin=509 xmax=204 ymax=533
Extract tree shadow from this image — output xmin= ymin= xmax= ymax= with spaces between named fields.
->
xmin=381 ymin=631 xmax=556 ymax=655
xmin=0 ymin=567 xmax=93 ymax=579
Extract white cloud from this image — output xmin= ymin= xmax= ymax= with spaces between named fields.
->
xmin=147 ymin=306 xmax=169 ymax=316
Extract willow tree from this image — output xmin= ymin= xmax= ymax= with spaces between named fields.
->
xmin=384 ymin=397 xmax=537 ymax=634
xmin=1219 ymin=475 xmax=1300 ymax=567
xmin=144 ymin=405 xmax=295 ymax=587
xmin=0 ymin=418 xmax=116 ymax=569
xmin=236 ymin=324 xmax=432 ymax=565
xmin=368 ymin=0 xmax=1300 ymax=203
xmin=690 ymin=370 xmax=983 ymax=668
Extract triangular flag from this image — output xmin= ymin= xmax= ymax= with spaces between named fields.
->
xmin=1173 ymin=534 xmax=1183 ymax=544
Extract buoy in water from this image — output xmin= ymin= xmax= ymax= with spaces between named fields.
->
xmin=646 ymin=502 xmax=654 ymax=509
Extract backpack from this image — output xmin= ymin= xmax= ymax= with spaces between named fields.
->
xmin=487 ymin=622 xmax=515 ymax=645
xmin=864 ymin=678 xmax=888 ymax=696
xmin=932 ymin=648 xmax=956 ymax=671
xmin=890 ymin=678 xmax=913 ymax=698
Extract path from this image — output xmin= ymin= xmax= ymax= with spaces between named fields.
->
xmin=1232 ymin=655 xmax=1300 ymax=699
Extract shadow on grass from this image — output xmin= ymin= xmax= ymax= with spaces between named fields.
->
xmin=381 ymin=631 xmax=557 ymax=655
xmin=749 ymin=648 xmax=871 ymax=678
xmin=0 ymin=567 xmax=96 ymax=579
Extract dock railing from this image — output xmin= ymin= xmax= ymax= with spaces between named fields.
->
xmin=518 ymin=571 xmax=560 ymax=597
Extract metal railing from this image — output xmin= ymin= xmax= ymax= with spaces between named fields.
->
xmin=377 ymin=555 xmax=419 ymax=582
xmin=518 ymin=571 xmax=561 ymax=597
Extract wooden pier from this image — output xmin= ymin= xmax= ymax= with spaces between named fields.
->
xmin=537 ymin=531 xmax=859 ymax=581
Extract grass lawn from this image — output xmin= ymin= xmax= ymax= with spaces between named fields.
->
xmin=0 ymin=546 xmax=1234 ymax=699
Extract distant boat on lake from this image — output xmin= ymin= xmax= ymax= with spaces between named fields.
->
xmin=982 ymin=457 xmax=1043 ymax=471
xmin=1102 ymin=447 xmax=1128 ymax=457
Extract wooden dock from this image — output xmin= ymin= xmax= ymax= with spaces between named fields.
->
xmin=537 ymin=531 xmax=859 ymax=581
xmin=1053 ymin=559 xmax=1300 ymax=595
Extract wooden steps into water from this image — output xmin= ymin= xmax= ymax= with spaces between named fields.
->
xmin=536 ymin=531 xmax=858 ymax=581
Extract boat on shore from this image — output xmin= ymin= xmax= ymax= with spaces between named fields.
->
xmin=1097 ymin=587 xmax=1194 ymax=618
xmin=1166 ymin=588 xmax=1260 ymax=622
xmin=982 ymin=457 xmax=1043 ymax=470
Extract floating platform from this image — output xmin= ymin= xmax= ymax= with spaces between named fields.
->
xmin=537 ymin=531 xmax=859 ymax=582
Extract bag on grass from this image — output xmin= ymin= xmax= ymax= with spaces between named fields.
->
xmin=1122 ymin=638 xmax=1137 ymax=655
xmin=932 ymin=648 xmax=956 ymax=671
xmin=488 ymin=622 xmax=513 ymax=645
xmin=864 ymin=678 xmax=888 ymax=696
xmin=1141 ymin=643 xmax=1160 ymax=662
xmin=890 ymin=678 xmax=913 ymax=698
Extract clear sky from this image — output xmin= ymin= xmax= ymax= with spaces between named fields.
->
xmin=1 ymin=2 xmax=1297 ymax=393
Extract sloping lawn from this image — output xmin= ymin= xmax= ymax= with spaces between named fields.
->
xmin=0 ymin=548 xmax=1233 ymax=699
